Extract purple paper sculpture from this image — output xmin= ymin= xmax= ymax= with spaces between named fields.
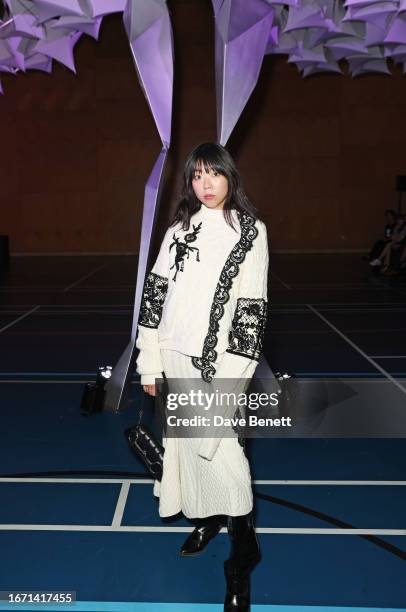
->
xmin=262 ymin=0 xmax=406 ymax=76
xmin=212 ymin=0 xmax=274 ymax=145
xmin=0 ymin=0 xmax=174 ymax=412
xmin=2 ymin=0 xmax=406 ymax=91
xmin=0 ymin=0 xmax=127 ymax=90
xmin=104 ymin=0 xmax=174 ymax=412
xmin=123 ymin=0 xmax=173 ymax=147
xmin=2 ymin=0 xmax=406 ymax=101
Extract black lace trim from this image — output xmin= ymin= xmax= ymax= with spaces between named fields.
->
xmin=233 ymin=406 xmax=247 ymax=450
xmin=138 ymin=272 xmax=168 ymax=329
xmin=227 ymin=298 xmax=267 ymax=361
xmin=191 ymin=211 xmax=258 ymax=382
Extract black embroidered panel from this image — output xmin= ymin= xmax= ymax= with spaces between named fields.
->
xmin=138 ymin=272 xmax=169 ymax=329
xmin=191 ymin=211 xmax=258 ymax=382
xmin=227 ymin=298 xmax=267 ymax=361
xmin=169 ymin=222 xmax=202 ymax=282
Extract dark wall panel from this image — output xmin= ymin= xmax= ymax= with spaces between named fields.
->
xmin=0 ymin=0 xmax=405 ymax=253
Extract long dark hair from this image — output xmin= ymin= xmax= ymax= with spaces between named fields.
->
xmin=169 ymin=143 xmax=258 ymax=232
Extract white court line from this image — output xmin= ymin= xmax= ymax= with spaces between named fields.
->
xmin=63 ymin=265 xmax=105 ymax=292
xmin=318 ymin=309 xmax=406 ymax=313
xmin=270 ymin=272 xmax=292 ymax=290
xmin=370 ymin=356 xmax=406 ymax=359
xmin=1 ymin=302 xmax=405 ymax=308
xmin=306 ymin=304 xmax=406 ymax=396
xmin=0 ymin=478 xmax=154 ymax=484
xmin=36 ymin=310 xmax=131 ymax=314
xmin=0 ymin=286 xmax=67 ymax=290
xmin=293 ymin=284 xmax=387 ymax=288
xmin=0 ymin=381 xmax=140 ymax=384
xmin=253 ymin=480 xmax=406 ymax=485
xmin=1 ymin=478 xmax=405 ymax=485
xmin=111 ymin=482 xmax=131 ymax=528
xmin=0 ymin=309 xmax=131 ymax=314
xmin=61 ymin=288 xmax=135 ymax=293
xmin=67 ymin=285 xmax=136 ymax=289
xmin=296 ymin=302 xmax=406 ymax=306
xmin=0 ymin=306 xmax=40 ymax=334
xmin=48 ymin=304 xmax=132 ymax=307
xmin=0 ymin=524 xmax=404 ymax=535
xmin=0 ymin=380 xmax=113 ymax=384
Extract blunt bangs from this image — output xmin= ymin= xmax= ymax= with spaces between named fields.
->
xmin=185 ymin=143 xmax=232 ymax=184
xmin=168 ymin=142 xmax=258 ymax=233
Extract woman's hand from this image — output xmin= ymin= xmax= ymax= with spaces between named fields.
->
xmin=143 ymin=384 xmax=156 ymax=397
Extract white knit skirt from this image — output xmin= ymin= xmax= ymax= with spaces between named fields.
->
xmin=152 ymin=348 xmax=254 ymax=519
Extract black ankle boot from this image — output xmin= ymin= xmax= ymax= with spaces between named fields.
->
xmin=223 ymin=512 xmax=261 ymax=611
xmin=180 ymin=514 xmax=224 ymax=556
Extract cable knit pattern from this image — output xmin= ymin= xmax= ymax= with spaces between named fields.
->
xmin=196 ymin=220 xmax=269 ymax=461
xmin=152 ymin=349 xmax=254 ymax=519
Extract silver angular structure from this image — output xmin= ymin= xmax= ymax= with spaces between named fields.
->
xmin=104 ymin=0 xmax=173 ymax=412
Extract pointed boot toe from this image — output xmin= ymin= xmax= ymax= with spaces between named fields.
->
xmin=180 ymin=517 xmax=223 ymax=556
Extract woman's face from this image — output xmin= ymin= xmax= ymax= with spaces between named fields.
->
xmin=191 ymin=163 xmax=229 ymax=210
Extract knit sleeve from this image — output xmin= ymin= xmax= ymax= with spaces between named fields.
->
xmin=135 ymin=226 xmax=173 ymax=385
xmin=197 ymin=220 xmax=269 ymax=461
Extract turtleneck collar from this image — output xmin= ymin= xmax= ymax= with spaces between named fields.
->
xmin=199 ymin=203 xmax=224 ymax=214
xmin=196 ymin=204 xmax=239 ymax=221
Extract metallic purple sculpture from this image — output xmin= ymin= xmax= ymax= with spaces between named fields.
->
xmin=265 ymin=0 xmax=406 ymax=76
xmin=212 ymin=0 xmax=274 ymax=145
xmin=2 ymin=0 xmax=406 ymax=92
xmin=0 ymin=0 xmax=127 ymax=91
xmin=105 ymin=0 xmax=174 ymax=411
xmin=211 ymin=0 xmax=277 ymax=386
xmin=0 ymin=0 xmax=174 ymax=412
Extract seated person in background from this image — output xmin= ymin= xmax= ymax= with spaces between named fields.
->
xmin=370 ymin=215 xmax=406 ymax=273
xmin=369 ymin=209 xmax=397 ymax=263
xmin=399 ymin=241 xmax=406 ymax=271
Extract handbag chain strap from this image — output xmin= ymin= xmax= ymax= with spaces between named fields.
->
xmin=137 ymin=389 xmax=145 ymax=425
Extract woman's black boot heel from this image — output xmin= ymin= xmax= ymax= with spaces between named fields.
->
xmin=180 ymin=514 xmax=224 ymax=556
xmin=223 ymin=512 xmax=261 ymax=611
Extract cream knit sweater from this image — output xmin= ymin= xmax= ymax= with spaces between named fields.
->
xmin=136 ymin=203 xmax=269 ymax=383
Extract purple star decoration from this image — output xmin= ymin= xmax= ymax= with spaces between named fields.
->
xmin=265 ymin=0 xmax=406 ymax=77
xmin=0 ymin=0 xmax=127 ymax=93
xmin=208 ymin=0 xmax=406 ymax=134
xmin=1 ymin=0 xmax=406 ymax=94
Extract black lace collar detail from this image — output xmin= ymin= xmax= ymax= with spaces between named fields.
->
xmin=191 ymin=211 xmax=258 ymax=382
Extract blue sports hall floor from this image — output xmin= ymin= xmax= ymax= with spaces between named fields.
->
xmin=0 ymin=252 xmax=405 ymax=611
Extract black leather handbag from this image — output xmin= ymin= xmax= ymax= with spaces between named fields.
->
xmin=124 ymin=386 xmax=165 ymax=481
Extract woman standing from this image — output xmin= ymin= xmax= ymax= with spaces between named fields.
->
xmin=135 ymin=142 xmax=269 ymax=612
